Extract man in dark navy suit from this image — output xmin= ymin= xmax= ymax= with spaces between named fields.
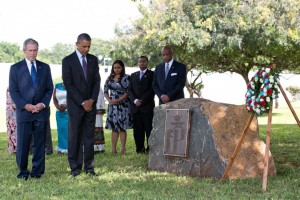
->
xmin=62 ymin=33 xmax=100 ymax=177
xmin=153 ymin=45 xmax=187 ymax=104
xmin=128 ymin=56 xmax=155 ymax=153
xmin=9 ymin=38 xmax=53 ymax=180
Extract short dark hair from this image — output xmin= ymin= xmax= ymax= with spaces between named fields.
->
xmin=77 ymin=33 xmax=91 ymax=42
xmin=23 ymin=38 xmax=39 ymax=50
xmin=139 ymin=56 xmax=148 ymax=62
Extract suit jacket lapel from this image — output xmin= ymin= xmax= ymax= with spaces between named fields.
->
xmin=140 ymin=69 xmax=148 ymax=82
xmin=86 ymin=54 xmax=92 ymax=81
xmin=134 ymin=71 xmax=140 ymax=82
xmin=36 ymin=61 xmax=43 ymax=87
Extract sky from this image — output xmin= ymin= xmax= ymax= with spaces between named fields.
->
xmin=0 ymin=0 xmax=142 ymax=49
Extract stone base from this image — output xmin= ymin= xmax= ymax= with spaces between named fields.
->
xmin=148 ymin=98 xmax=277 ymax=179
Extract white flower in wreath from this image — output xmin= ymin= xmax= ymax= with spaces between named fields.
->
xmin=269 ymin=84 xmax=273 ymax=88
xmin=254 ymin=77 xmax=258 ymax=82
xmin=251 ymin=85 xmax=255 ymax=89
xmin=260 ymin=78 xmax=264 ymax=83
xmin=256 ymin=108 xmax=261 ymax=114
xmin=272 ymin=94 xmax=276 ymax=99
xmin=252 ymin=96 xmax=256 ymax=100
xmin=260 ymin=98 xmax=264 ymax=102
xmin=266 ymin=97 xmax=271 ymax=102
xmin=266 ymin=68 xmax=271 ymax=73
xmin=261 ymin=107 xmax=266 ymax=111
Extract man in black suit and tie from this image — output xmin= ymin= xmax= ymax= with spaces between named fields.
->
xmin=128 ymin=56 xmax=155 ymax=153
xmin=153 ymin=45 xmax=187 ymax=104
xmin=9 ymin=38 xmax=53 ymax=180
xmin=62 ymin=33 xmax=100 ymax=177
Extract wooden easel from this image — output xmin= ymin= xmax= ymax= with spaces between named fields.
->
xmin=221 ymin=79 xmax=300 ymax=191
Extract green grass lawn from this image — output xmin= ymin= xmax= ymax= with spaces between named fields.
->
xmin=0 ymin=102 xmax=300 ymax=199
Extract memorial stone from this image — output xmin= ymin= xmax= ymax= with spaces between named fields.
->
xmin=148 ymin=98 xmax=277 ymax=179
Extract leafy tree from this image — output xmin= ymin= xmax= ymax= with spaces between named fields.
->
xmin=0 ymin=41 xmax=23 ymax=63
xmin=38 ymin=43 xmax=74 ymax=64
xmin=112 ymin=0 xmax=300 ymax=97
xmin=198 ymin=0 xmax=300 ymax=83
xmin=89 ymin=38 xmax=112 ymax=65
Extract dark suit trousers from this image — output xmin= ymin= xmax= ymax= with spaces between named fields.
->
xmin=132 ymin=111 xmax=153 ymax=153
xmin=16 ymin=121 xmax=46 ymax=178
xmin=30 ymin=120 xmax=52 ymax=154
xmin=68 ymin=109 xmax=96 ymax=174
xmin=45 ymin=120 xmax=53 ymax=153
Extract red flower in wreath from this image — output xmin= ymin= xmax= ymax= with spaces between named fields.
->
xmin=265 ymin=74 xmax=269 ymax=78
xmin=247 ymin=100 xmax=252 ymax=105
xmin=267 ymin=89 xmax=273 ymax=95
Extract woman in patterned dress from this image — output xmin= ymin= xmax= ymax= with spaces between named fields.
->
xmin=104 ymin=60 xmax=133 ymax=154
xmin=6 ymin=88 xmax=17 ymax=153
xmin=53 ymin=82 xmax=68 ymax=154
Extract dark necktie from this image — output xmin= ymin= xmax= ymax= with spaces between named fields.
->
xmin=82 ymin=55 xmax=88 ymax=79
xmin=31 ymin=61 xmax=37 ymax=87
xmin=165 ymin=63 xmax=169 ymax=79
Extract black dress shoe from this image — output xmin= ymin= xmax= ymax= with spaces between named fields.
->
xmin=70 ymin=173 xmax=78 ymax=178
xmin=31 ymin=175 xmax=41 ymax=179
xmin=86 ymin=171 xmax=98 ymax=176
xmin=70 ymin=171 xmax=81 ymax=177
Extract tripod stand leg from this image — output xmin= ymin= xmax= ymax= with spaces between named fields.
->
xmin=221 ymin=113 xmax=255 ymax=182
xmin=278 ymin=83 xmax=300 ymax=128
xmin=262 ymin=107 xmax=273 ymax=191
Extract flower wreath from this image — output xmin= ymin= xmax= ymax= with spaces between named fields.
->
xmin=245 ymin=66 xmax=280 ymax=116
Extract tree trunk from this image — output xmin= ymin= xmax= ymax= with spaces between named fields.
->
xmin=240 ymin=71 xmax=250 ymax=85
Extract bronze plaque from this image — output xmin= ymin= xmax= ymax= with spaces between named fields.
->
xmin=164 ymin=109 xmax=191 ymax=157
